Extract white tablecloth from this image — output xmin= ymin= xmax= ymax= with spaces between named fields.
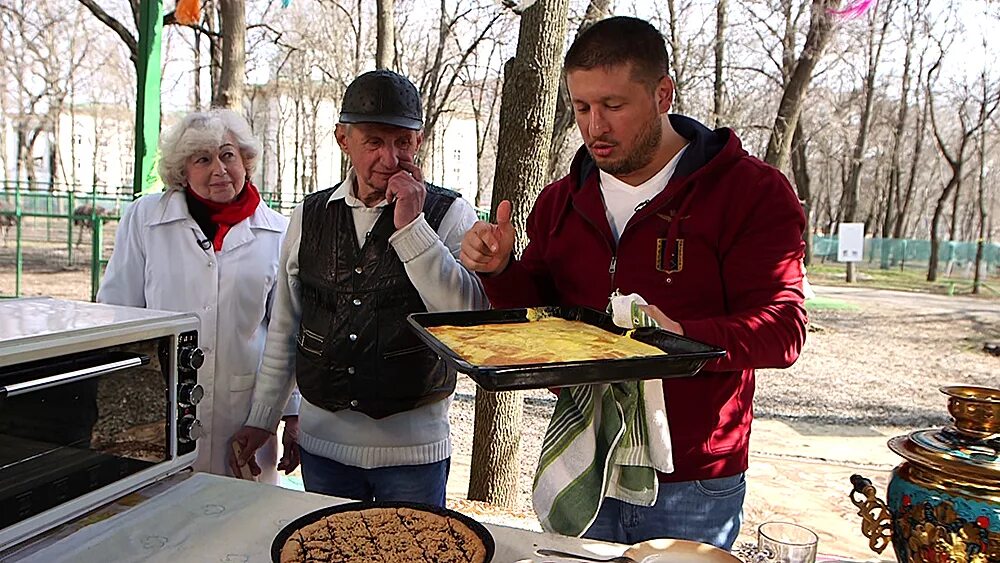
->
xmin=5 ymin=473 xmax=628 ymax=563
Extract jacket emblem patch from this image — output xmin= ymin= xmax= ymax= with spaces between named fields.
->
xmin=656 ymin=238 xmax=684 ymax=274
xmin=656 ymin=209 xmax=691 ymax=223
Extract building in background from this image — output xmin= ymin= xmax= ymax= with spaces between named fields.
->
xmin=3 ymin=94 xmax=482 ymax=214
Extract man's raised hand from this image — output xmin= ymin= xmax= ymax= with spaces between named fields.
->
xmin=460 ymin=200 xmax=515 ymax=274
xmin=386 ymin=157 xmax=426 ymax=229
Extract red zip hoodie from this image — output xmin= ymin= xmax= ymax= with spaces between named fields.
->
xmin=481 ymin=115 xmax=807 ymax=482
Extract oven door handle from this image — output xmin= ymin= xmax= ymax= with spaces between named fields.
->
xmin=0 ymin=353 xmax=150 ymax=398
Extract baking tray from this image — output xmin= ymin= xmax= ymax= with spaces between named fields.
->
xmin=407 ymin=306 xmax=726 ymax=391
xmin=270 ymin=500 xmax=496 ymax=562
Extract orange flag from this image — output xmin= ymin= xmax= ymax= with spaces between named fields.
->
xmin=175 ymin=0 xmax=200 ymax=25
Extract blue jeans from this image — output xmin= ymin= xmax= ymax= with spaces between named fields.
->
xmin=583 ymin=473 xmax=746 ymax=550
xmin=299 ymin=449 xmax=450 ymax=507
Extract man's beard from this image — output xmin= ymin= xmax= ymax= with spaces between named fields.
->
xmin=592 ymin=116 xmax=662 ymax=177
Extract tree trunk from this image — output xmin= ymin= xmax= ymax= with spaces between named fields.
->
xmin=208 ymin=0 xmax=223 ymax=102
xmin=665 ymin=0 xmax=683 ymax=114
xmin=467 ymin=41 xmax=504 ymax=207
xmin=293 ymin=97 xmax=302 ymax=200
xmin=764 ymin=0 xmax=840 ymax=171
xmin=928 ymin=172 xmax=959 ymax=282
xmin=545 ymin=0 xmax=611 ymax=181
xmin=791 ymin=120 xmax=812 ymax=266
xmin=212 ymin=0 xmax=246 ymax=109
xmin=48 ymin=129 xmax=58 ymax=189
xmin=194 ymin=26 xmax=202 ymax=110
xmin=712 ymin=0 xmax=727 ymax=128
xmin=13 ymin=130 xmax=23 ymax=185
xmin=894 ymin=92 xmax=929 ymax=240
xmin=841 ymin=2 xmax=891 ymax=283
xmin=468 ymin=390 xmax=524 ymax=507
xmin=948 ymin=180 xmax=961 ymax=241
xmin=883 ymin=0 xmax=923 ymax=267
xmin=469 ymin=0 xmax=569 ymax=507
xmin=973 ymin=95 xmax=990 ymax=294
xmin=68 ymin=94 xmax=77 ymax=187
xmin=375 ymin=0 xmax=395 ymax=69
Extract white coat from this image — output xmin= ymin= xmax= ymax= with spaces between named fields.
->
xmin=98 ymin=189 xmax=290 ymax=484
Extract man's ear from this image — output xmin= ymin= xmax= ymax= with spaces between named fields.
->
xmin=414 ymin=130 xmax=424 ymax=151
xmin=656 ymin=75 xmax=674 ymax=114
xmin=335 ymin=124 xmax=349 ymax=150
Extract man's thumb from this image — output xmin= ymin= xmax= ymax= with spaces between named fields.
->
xmin=496 ymin=200 xmax=513 ymax=226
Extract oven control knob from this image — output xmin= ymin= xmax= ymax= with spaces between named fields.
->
xmin=179 ymin=347 xmax=205 ymax=371
xmin=178 ymin=383 xmax=205 ymax=407
xmin=179 ymin=415 xmax=205 ymax=443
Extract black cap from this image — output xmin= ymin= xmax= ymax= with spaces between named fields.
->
xmin=339 ymin=70 xmax=423 ymax=130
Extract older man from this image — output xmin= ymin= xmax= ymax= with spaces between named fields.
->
xmin=231 ymin=70 xmax=486 ymax=506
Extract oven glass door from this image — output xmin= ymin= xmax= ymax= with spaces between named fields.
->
xmin=0 ymin=338 xmax=170 ymax=529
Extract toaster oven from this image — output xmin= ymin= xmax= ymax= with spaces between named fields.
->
xmin=0 ymin=297 xmax=203 ymax=549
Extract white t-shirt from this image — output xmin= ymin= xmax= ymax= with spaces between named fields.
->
xmin=599 ymin=145 xmax=688 ymax=242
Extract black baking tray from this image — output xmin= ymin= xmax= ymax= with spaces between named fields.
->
xmin=270 ymin=500 xmax=496 ymax=562
xmin=407 ymin=306 xmax=726 ymax=391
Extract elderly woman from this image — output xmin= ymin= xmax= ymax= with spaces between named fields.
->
xmin=98 ymin=109 xmax=298 ymax=484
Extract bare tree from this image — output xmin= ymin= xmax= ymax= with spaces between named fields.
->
xmin=468 ymin=0 xmax=569 ymax=508
xmin=764 ymin=0 xmax=842 ymax=171
xmin=545 ymin=0 xmax=611 ymax=181
xmin=791 ymin=121 xmax=813 ymax=265
xmin=78 ymin=0 xmax=246 ymax=107
xmin=1 ymin=1 xmax=90 ymax=188
xmin=894 ymin=80 xmax=929 ymax=240
xmin=213 ymin=0 xmax=245 ymax=109
xmin=925 ymin=60 xmax=999 ymax=282
xmin=459 ymin=35 xmax=507 ymax=207
xmin=375 ymin=0 xmax=395 ymax=69
xmin=881 ymin=0 xmax=926 ymax=268
xmin=664 ymin=0 xmax=685 ymax=113
xmin=712 ymin=0 xmax=727 ymax=127
xmin=841 ymin=0 xmax=894 ymax=282
xmin=405 ymin=1 xmax=507 ymax=163
xmin=972 ymin=117 xmax=989 ymax=293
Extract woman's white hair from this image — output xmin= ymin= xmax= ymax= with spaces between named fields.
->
xmin=158 ymin=109 xmax=262 ymax=190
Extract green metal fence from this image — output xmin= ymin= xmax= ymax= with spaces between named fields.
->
xmin=0 ymin=182 xmax=132 ymax=301
xmin=1 ymin=182 xmax=493 ymax=302
xmin=36 ymin=184 xmax=995 ymax=301
xmin=812 ymin=236 xmax=1000 ymax=273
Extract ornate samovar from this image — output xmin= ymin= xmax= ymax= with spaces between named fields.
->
xmin=850 ymin=386 xmax=1000 ymax=562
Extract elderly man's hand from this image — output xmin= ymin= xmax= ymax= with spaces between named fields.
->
xmin=387 ymin=157 xmax=427 ymax=229
xmin=277 ymin=416 xmax=301 ymax=474
xmin=228 ymin=425 xmax=272 ymax=479
xmin=460 ymin=200 xmax=515 ymax=274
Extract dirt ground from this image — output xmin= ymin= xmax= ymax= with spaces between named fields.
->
xmin=0 ymin=227 xmax=116 ymax=300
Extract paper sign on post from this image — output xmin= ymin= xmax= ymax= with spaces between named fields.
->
xmin=837 ymin=223 xmax=865 ymax=262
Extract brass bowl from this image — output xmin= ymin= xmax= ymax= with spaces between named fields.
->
xmin=941 ymin=386 xmax=1000 ymax=438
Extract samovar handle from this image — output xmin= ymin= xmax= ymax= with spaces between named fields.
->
xmin=849 ymin=474 xmax=893 ymax=555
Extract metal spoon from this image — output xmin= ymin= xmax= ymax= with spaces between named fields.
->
xmin=535 ymin=548 xmax=638 ymax=563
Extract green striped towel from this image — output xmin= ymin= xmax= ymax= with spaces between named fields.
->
xmin=532 ymin=294 xmax=674 ymax=537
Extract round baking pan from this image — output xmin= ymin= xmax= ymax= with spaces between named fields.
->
xmin=270 ymin=500 xmax=496 ymax=562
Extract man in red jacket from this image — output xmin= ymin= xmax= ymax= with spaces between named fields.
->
xmin=460 ymin=16 xmax=807 ymax=550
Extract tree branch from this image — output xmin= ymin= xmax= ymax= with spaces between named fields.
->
xmin=77 ymin=0 xmax=138 ymax=62
xmin=727 ymin=65 xmax=783 ymax=88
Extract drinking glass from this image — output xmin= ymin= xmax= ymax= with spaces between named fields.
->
xmin=757 ymin=522 xmax=818 ymax=563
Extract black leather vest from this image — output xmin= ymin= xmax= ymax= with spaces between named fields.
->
xmin=295 ymin=183 xmax=459 ymax=419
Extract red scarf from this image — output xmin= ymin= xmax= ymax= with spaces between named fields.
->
xmin=186 ymin=180 xmax=262 ymax=251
